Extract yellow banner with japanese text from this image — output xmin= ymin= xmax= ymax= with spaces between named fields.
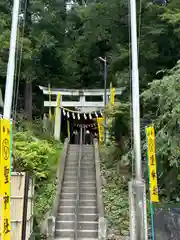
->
xmin=146 ymin=125 xmax=159 ymax=203
xmin=0 ymin=118 xmax=11 ymax=239
xmin=110 ymin=83 xmax=115 ymax=105
xmin=97 ymin=117 xmax=104 ymax=144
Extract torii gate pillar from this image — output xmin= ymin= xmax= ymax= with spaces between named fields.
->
xmin=54 ymin=95 xmax=62 ymax=140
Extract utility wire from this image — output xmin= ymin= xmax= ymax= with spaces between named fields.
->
xmin=13 ymin=0 xmax=28 ymax=122
xmin=138 ymin=0 xmax=142 ymax=58
xmin=12 ymin=12 xmax=20 ymax=117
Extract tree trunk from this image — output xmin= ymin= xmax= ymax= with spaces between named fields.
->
xmin=24 ymin=81 xmax=32 ymax=121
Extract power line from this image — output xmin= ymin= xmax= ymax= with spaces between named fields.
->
xmin=13 ymin=0 xmax=28 ymax=122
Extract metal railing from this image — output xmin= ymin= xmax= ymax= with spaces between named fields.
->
xmin=94 ymin=139 xmax=107 ymax=239
xmin=74 ymin=127 xmax=83 ymax=240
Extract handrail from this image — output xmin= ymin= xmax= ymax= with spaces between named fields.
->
xmin=74 ymin=127 xmax=83 ymax=240
xmin=93 ymin=138 xmax=106 ymax=239
xmin=41 ymin=138 xmax=69 ymax=237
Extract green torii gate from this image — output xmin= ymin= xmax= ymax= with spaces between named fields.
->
xmin=39 ymin=85 xmax=125 ymax=140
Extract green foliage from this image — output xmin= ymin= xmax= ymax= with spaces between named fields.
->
xmin=1 ymin=0 xmax=180 ymax=232
xmin=101 ymin=158 xmax=129 ymax=235
xmin=142 ymin=61 xmax=180 ymax=201
xmin=13 ymin=130 xmax=62 ymax=221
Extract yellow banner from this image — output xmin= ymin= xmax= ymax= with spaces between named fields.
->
xmin=110 ymin=83 xmax=115 ymax=105
xmin=97 ymin=117 xmax=104 ymax=144
xmin=146 ymin=125 xmax=159 ymax=203
xmin=0 ymin=118 xmax=11 ymax=239
xmin=0 ymin=196 xmax=3 ymax=237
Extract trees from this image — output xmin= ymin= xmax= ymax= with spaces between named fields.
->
xmin=142 ymin=61 xmax=180 ymax=201
xmin=0 ymin=0 xmax=180 ymax=194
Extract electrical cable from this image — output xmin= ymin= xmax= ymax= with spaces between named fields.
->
xmin=14 ymin=0 xmax=28 ymax=122
xmin=138 ymin=0 xmax=142 ymax=57
xmin=12 ymin=8 xmax=21 ymax=118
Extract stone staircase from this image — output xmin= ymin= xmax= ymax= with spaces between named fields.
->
xmin=55 ymin=144 xmax=98 ymax=240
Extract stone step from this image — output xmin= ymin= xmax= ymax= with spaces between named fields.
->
xmin=58 ymin=206 xmax=97 ymax=214
xmin=63 ymin=176 xmax=77 ymax=181
xmin=79 ymin=188 xmax=96 ymax=195
xmin=78 ymin=213 xmax=98 ymax=222
xmin=66 ymin=156 xmax=78 ymax=160
xmin=62 ymin=181 xmax=77 ymax=187
xmin=79 ymin=206 xmax=97 ymax=214
xmin=60 ymin=192 xmax=76 ymax=200
xmin=65 ymin=166 xmax=95 ymax=171
xmin=59 ymin=199 xmax=96 ymax=207
xmin=80 ymin=165 xmax=95 ymax=168
xmin=80 ymin=181 xmax=96 ymax=184
xmin=61 ymin=187 xmax=96 ymax=194
xmin=59 ymin=206 xmax=75 ymax=214
xmin=61 ymin=186 xmax=77 ymax=193
xmin=62 ymin=181 xmax=96 ymax=188
xmin=68 ymin=146 xmax=80 ymax=151
xmin=55 ymin=238 xmax=98 ymax=240
xmin=81 ymin=170 xmax=95 ymax=175
xmin=78 ymin=200 xmax=97 ymax=207
xmin=55 ymin=229 xmax=98 ymax=238
xmin=80 ymin=176 xmax=96 ymax=181
xmin=78 ymin=229 xmax=98 ymax=238
xmin=65 ymin=164 xmax=78 ymax=168
xmin=78 ymin=238 xmax=98 ymax=240
xmin=64 ymin=169 xmax=78 ymax=173
xmin=59 ymin=199 xmax=76 ymax=206
xmin=80 ymin=182 xmax=96 ymax=188
xmin=56 ymin=220 xmax=98 ymax=230
xmin=56 ymin=220 xmax=74 ymax=229
xmin=55 ymin=229 xmax=74 ymax=237
xmin=80 ymin=186 xmax=96 ymax=191
xmin=56 ymin=213 xmax=98 ymax=222
xmin=65 ymin=161 xmax=78 ymax=164
xmin=78 ymin=221 xmax=98 ymax=230
xmin=80 ymin=193 xmax=96 ymax=200
xmin=56 ymin=213 xmax=74 ymax=222
xmin=81 ymin=157 xmax=94 ymax=159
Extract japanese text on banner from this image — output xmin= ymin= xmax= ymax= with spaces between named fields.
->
xmin=0 ymin=196 xmax=3 ymax=237
xmin=146 ymin=125 xmax=159 ymax=203
xmin=0 ymin=118 xmax=11 ymax=239
xmin=110 ymin=83 xmax=115 ymax=105
xmin=97 ymin=117 xmax=104 ymax=144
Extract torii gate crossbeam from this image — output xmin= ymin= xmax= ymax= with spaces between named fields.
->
xmin=39 ymin=86 xmax=125 ymax=140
